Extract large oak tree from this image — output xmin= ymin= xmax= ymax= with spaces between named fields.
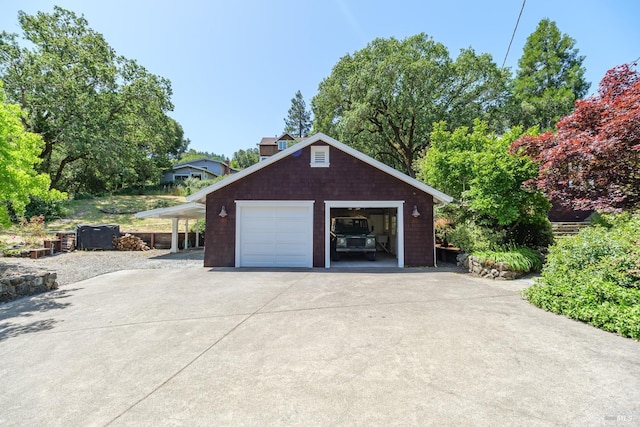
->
xmin=0 ymin=7 xmax=187 ymax=193
xmin=312 ymin=34 xmax=509 ymax=177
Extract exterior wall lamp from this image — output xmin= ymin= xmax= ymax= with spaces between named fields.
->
xmin=412 ymin=205 xmax=421 ymax=218
xmin=219 ymin=206 xmax=228 ymax=218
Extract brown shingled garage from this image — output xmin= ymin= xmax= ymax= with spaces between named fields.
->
xmin=187 ymin=133 xmax=452 ymax=268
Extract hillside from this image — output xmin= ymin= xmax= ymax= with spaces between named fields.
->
xmin=46 ymin=195 xmax=188 ymax=232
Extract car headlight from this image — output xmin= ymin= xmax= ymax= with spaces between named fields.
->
xmin=337 ymin=237 xmax=346 ymax=246
xmin=366 ymin=238 xmax=375 ymax=246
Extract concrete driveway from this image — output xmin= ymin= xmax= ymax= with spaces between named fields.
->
xmin=1 ymin=268 xmax=638 ymax=426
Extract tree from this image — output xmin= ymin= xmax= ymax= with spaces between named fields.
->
xmin=283 ymin=90 xmax=311 ymax=138
xmin=416 ymin=120 xmax=552 ymax=249
xmin=312 ymin=34 xmax=509 ymax=177
xmin=510 ymin=18 xmax=590 ymax=130
xmin=0 ymin=82 xmax=63 ymax=226
xmin=417 ymin=119 xmax=549 ymax=227
xmin=176 ymin=148 xmax=226 ymax=164
xmin=0 ymin=7 xmax=187 ymax=193
xmin=231 ymin=147 xmax=259 ymax=169
xmin=511 ymin=63 xmax=640 ymax=212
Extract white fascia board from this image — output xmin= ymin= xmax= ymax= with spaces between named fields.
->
xmin=135 ymin=202 xmax=205 ymax=219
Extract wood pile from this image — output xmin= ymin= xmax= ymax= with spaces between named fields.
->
xmin=115 ymin=233 xmax=150 ymax=251
xmin=56 ymin=232 xmax=76 ymax=252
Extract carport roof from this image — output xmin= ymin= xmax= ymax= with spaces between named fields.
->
xmin=187 ymin=133 xmax=453 ymax=204
xmin=135 ymin=202 xmax=205 ymax=220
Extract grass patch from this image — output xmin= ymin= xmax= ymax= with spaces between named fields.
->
xmin=47 ymin=195 xmax=188 ymax=232
xmin=471 ymin=246 xmax=543 ymax=273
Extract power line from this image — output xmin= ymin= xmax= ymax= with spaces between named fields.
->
xmin=502 ymin=0 xmax=527 ymax=69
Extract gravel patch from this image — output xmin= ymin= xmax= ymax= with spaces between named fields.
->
xmin=0 ymin=249 xmax=204 ymax=286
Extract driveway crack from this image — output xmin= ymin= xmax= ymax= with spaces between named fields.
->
xmin=104 ymin=274 xmax=308 ymax=426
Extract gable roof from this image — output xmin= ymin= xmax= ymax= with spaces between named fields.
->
xmin=170 ymin=164 xmax=219 ymax=176
xmin=259 ymin=137 xmax=277 ymax=146
xmin=187 ymin=133 xmax=453 ymax=204
xmin=172 ymin=157 xmax=227 ymax=168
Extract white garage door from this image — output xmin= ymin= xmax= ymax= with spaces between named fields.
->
xmin=236 ymin=201 xmax=314 ymax=268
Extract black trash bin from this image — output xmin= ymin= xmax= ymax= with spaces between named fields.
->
xmin=76 ymin=224 xmax=120 ymax=250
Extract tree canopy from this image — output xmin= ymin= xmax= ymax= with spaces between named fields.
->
xmin=283 ymin=90 xmax=311 ymax=138
xmin=0 ymin=6 xmax=187 ymax=193
xmin=417 ymin=120 xmax=549 ymax=227
xmin=312 ymin=34 xmax=509 ymax=176
xmin=0 ymin=82 xmax=63 ymax=226
xmin=231 ymin=147 xmax=259 ymax=169
xmin=510 ymin=18 xmax=589 ymax=131
xmin=175 ymin=148 xmax=226 ymax=164
xmin=511 ymin=63 xmax=640 ymax=213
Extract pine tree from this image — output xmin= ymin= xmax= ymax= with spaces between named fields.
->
xmin=283 ymin=90 xmax=311 ymax=138
xmin=512 ymin=19 xmax=590 ymax=130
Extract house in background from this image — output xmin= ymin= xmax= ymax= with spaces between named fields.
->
xmin=162 ymin=158 xmax=237 ymax=183
xmin=258 ymin=133 xmax=301 ymax=161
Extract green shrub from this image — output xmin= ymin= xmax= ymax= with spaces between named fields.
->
xmin=524 ymin=213 xmax=640 ymax=340
xmin=190 ymin=218 xmax=206 ymax=234
xmin=447 ymin=221 xmax=506 ymax=253
xmin=508 ymin=217 xmax=555 ymax=250
xmin=9 ymin=195 xmax=69 ymax=223
xmin=472 ymin=246 xmax=543 ymax=273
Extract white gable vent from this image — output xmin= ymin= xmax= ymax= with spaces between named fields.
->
xmin=311 ymin=145 xmax=330 ymax=167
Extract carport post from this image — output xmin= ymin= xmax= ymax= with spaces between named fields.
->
xmin=185 ymin=218 xmax=189 ymax=250
xmin=171 ymin=218 xmax=179 ymax=253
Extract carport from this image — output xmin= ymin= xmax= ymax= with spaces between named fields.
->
xmin=135 ymin=202 xmax=205 ymax=253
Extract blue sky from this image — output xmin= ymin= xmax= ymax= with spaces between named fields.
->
xmin=1 ymin=1 xmax=638 ymax=158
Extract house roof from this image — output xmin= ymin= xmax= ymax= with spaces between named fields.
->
xmin=259 ymin=137 xmax=277 ymax=146
xmin=170 ymin=164 xmax=219 ymax=176
xmin=258 ymin=133 xmax=299 ymax=147
xmin=135 ymin=202 xmax=206 ymax=220
xmin=187 ymin=133 xmax=453 ymax=204
xmin=171 ymin=158 xmax=238 ymax=172
xmin=173 ymin=158 xmax=221 ymax=168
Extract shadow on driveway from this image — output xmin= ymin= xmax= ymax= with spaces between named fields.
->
xmin=0 ymin=287 xmax=78 ymax=342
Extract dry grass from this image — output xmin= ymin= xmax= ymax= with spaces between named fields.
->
xmin=47 ymin=195 xmax=187 ymax=232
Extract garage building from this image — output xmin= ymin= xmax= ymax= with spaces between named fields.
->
xmin=187 ymin=133 xmax=452 ymax=268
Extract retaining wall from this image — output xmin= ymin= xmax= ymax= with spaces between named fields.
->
xmin=0 ymin=271 xmax=58 ymax=303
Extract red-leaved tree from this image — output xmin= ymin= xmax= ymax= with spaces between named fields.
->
xmin=510 ymin=63 xmax=640 ymax=212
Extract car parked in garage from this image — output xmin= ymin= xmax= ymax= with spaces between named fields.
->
xmin=331 ymin=216 xmax=376 ymax=261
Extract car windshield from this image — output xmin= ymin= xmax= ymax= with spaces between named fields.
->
xmin=334 ymin=219 xmax=368 ymax=234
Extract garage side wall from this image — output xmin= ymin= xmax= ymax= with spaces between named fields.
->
xmin=204 ymin=142 xmax=435 ymax=267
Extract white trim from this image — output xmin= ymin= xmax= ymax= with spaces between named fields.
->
xmin=135 ymin=202 xmax=205 ymax=219
xmin=324 ymin=200 xmax=404 ymax=268
xmin=235 ymin=200 xmax=315 ymax=268
xmin=310 ymin=145 xmax=330 ymax=167
xmin=187 ymin=133 xmax=453 ymax=204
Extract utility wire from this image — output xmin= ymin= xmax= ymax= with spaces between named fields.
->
xmin=502 ymin=0 xmax=527 ymax=69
